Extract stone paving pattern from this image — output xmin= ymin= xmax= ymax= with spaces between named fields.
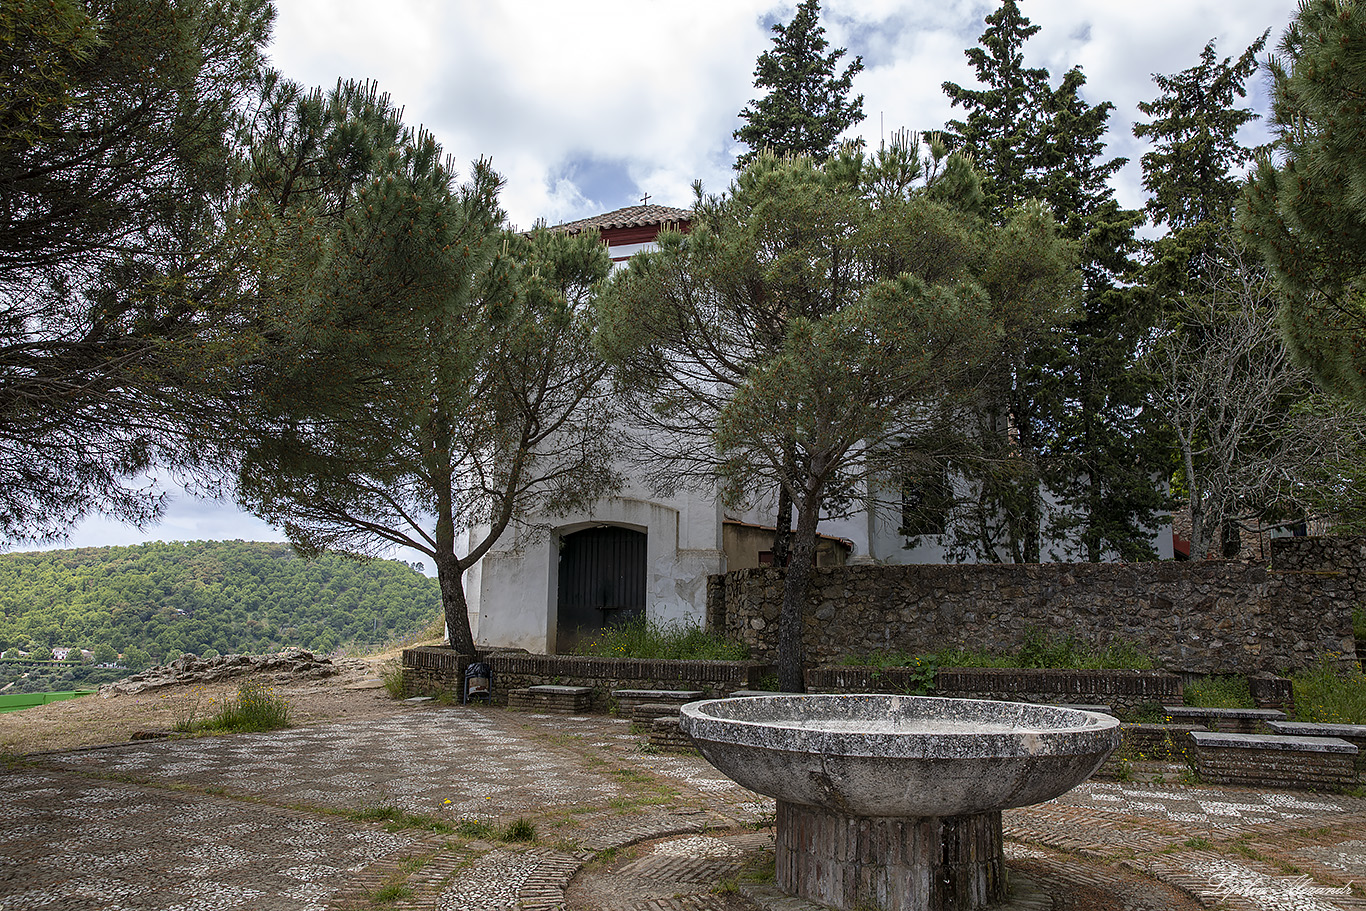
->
xmin=2 ymin=703 xmax=1366 ymax=909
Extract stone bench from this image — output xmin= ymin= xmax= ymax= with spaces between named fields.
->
xmin=1162 ymin=706 xmax=1286 ymax=733
xmin=726 ymin=690 xmax=781 ymax=698
xmin=648 ymin=714 xmax=696 ymax=752
xmin=507 ymin=685 xmax=594 ymax=714
xmin=1189 ymin=731 xmax=1358 ymax=790
xmin=612 ymin=689 xmax=704 ymax=716
xmin=1267 ymin=721 xmax=1366 ymax=770
xmin=632 ymin=702 xmax=685 ymax=726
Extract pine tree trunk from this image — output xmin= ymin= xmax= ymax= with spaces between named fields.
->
xmin=436 ymin=553 xmax=477 ymax=657
xmin=772 ymin=454 xmax=794 ymax=565
xmin=776 ymin=493 xmax=822 ymax=693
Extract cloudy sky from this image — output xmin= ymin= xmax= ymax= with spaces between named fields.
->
xmin=38 ymin=0 xmax=1300 ymax=558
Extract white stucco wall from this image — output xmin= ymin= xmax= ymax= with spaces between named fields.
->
xmin=470 ymin=490 xmax=724 ymax=653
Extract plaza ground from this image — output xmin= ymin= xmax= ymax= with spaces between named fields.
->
xmin=1 ymin=669 xmax=1365 ymax=910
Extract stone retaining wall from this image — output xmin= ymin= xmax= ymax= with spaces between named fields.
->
xmin=405 ymin=651 xmax=774 ymax=713
xmin=708 ymin=536 xmax=1363 ymax=675
xmin=400 ymin=646 xmax=471 ymax=698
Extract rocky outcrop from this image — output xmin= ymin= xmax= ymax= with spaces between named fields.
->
xmin=98 ymin=648 xmax=338 ymax=696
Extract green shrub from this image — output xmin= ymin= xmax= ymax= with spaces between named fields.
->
xmin=1353 ymin=606 xmax=1365 ymax=641
xmin=201 ymin=680 xmax=291 ymax=733
xmin=1293 ymin=656 xmax=1366 ymax=724
xmin=1184 ymin=675 xmax=1254 ymax=708
xmin=570 ymin=618 xmax=749 ymax=661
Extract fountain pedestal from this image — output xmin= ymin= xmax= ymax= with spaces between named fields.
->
xmin=680 ymin=694 xmax=1118 ymax=911
xmin=777 ymin=803 xmax=1005 ymax=911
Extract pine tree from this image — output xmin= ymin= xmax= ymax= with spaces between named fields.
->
xmin=235 ymin=82 xmax=620 ymax=657
xmin=599 ymin=144 xmax=1075 ymax=688
xmin=0 ymin=0 xmax=273 ymax=543
xmin=1243 ymin=0 xmax=1366 ymax=405
xmin=1131 ymin=32 xmax=1334 ymax=560
xmin=940 ymin=4 xmax=1169 ymax=563
xmin=733 ymin=0 xmax=864 ymax=168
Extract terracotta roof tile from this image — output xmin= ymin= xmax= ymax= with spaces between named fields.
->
xmin=552 ymin=204 xmax=691 ymax=235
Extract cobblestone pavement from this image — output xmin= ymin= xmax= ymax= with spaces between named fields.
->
xmin=4 ymin=703 xmax=1366 ymax=910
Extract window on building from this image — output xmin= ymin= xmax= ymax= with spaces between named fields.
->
xmin=900 ymin=464 xmax=952 ymax=538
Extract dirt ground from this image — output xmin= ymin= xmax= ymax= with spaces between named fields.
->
xmin=0 ymin=650 xmax=413 ymax=756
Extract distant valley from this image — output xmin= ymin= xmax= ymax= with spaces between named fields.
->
xmin=0 ymin=541 xmax=440 ymax=693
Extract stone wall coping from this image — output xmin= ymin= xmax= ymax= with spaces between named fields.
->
xmin=1267 ymin=721 xmax=1366 ymax=738
xmin=1164 ymin=706 xmax=1288 ymax=721
xmin=490 ymin=653 xmax=766 ymax=683
xmin=1190 ymin=731 xmax=1358 ymax=754
xmin=612 ymin=689 xmax=704 ymax=699
xmin=526 ymin=685 xmax=593 ymax=695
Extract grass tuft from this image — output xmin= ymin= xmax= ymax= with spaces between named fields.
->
xmin=379 ymin=660 xmax=409 ymax=700
xmin=1184 ymin=675 xmax=1254 ymax=709
xmin=571 ymin=618 xmax=749 ymax=661
xmin=200 ymin=680 xmax=291 ymax=732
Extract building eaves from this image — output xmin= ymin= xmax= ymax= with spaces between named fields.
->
xmin=552 ymin=204 xmax=691 ymax=236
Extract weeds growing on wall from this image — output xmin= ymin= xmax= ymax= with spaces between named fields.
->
xmin=570 ymin=619 xmax=749 ymax=661
xmin=1182 ymin=675 xmax=1255 ymax=709
xmin=1293 ymin=656 xmax=1366 ymax=724
xmin=840 ymin=630 xmax=1156 ymax=673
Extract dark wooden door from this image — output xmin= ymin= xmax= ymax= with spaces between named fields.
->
xmin=556 ymin=527 xmax=646 ymax=652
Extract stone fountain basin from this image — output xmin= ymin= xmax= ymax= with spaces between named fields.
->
xmin=680 ymin=694 xmax=1119 ymax=818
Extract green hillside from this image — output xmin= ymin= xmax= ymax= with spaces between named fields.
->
xmin=0 ymin=541 xmax=442 ymax=670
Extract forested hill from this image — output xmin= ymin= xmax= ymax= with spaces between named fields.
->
xmin=0 ymin=541 xmax=441 ymax=667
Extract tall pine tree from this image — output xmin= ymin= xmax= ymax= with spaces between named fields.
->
xmin=734 ymin=0 xmax=864 ymax=168
xmin=1039 ymin=69 xmax=1167 ymax=562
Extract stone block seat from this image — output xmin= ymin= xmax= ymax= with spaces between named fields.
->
xmin=648 ymin=714 xmax=695 ymax=752
xmin=611 ymin=689 xmax=704 ymax=716
xmin=1267 ymin=721 xmax=1366 ymax=770
xmin=631 ymin=702 xmax=686 ymax=726
xmin=506 ymin=685 xmax=593 ymax=714
xmin=1162 ymin=706 xmax=1286 ymax=733
xmin=1189 ymin=731 xmax=1358 ymax=790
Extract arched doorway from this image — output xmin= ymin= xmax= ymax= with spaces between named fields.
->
xmin=555 ymin=526 xmax=647 ymax=653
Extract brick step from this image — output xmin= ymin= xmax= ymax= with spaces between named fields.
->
xmin=631 ymin=702 xmax=683 ymax=726
xmin=648 ymin=714 xmax=695 ymax=752
xmin=612 ymin=689 xmax=704 ymax=716
xmin=507 ymin=685 xmax=594 ymax=714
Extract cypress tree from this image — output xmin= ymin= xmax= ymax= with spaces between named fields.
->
xmin=734 ymin=0 xmax=864 ymax=168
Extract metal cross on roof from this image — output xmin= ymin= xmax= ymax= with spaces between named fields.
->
xmin=640 ymin=193 xmax=651 ymax=205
